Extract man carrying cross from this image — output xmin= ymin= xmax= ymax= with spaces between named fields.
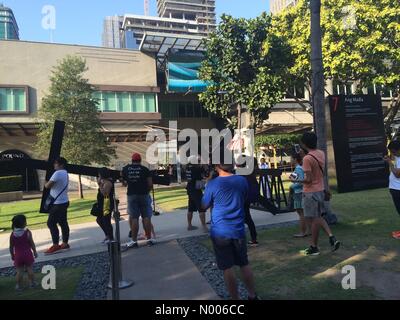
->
xmin=43 ymin=157 xmax=71 ymax=255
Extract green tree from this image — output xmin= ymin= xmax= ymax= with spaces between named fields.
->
xmin=255 ymin=134 xmax=301 ymax=150
xmin=199 ymin=13 xmax=294 ymax=127
xmin=273 ymin=0 xmax=400 ymax=91
xmin=35 ymin=55 xmax=116 ymax=198
xmin=273 ymin=0 xmax=400 ymax=138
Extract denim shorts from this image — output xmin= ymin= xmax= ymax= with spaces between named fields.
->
xmin=127 ymin=194 xmax=153 ymax=219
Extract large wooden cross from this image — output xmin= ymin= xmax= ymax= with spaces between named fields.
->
xmin=0 ymin=120 xmax=170 ymax=213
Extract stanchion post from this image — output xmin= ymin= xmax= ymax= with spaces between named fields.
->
xmin=111 ymin=182 xmax=134 ymax=289
xmin=108 ymin=241 xmax=119 ymax=300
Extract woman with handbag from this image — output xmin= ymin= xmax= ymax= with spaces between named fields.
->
xmin=95 ymin=168 xmax=114 ymax=243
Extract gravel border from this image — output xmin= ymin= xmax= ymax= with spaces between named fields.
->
xmin=0 ymin=251 xmax=110 ymax=300
xmin=178 ymin=221 xmax=298 ymax=300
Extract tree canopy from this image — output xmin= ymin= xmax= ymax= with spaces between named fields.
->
xmin=35 ymin=55 xmax=116 ymax=166
xmin=255 ymin=133 xmax=301 ymax=150
xmin=199 ymin=13 xmax=294 ymax=127
xmin=273 ymin=0 xmax=400 ymax=91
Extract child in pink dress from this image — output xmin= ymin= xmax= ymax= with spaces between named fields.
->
xmin=9 ymin=215 xmax=38 ymax=291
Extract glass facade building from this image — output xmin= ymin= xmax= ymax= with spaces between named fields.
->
xmin=0 ymin=4 xmax=19 ymax=40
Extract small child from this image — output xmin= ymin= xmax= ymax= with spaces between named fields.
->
xmin=9 ymin=215 xmax=38 ymax=291
xmin=289 ymin=153 xmax=310 ymax=238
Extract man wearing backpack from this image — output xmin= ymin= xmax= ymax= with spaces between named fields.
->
xmin=300 ymin=132 xmax=340 ymax=256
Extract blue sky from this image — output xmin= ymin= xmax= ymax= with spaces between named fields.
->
xmin=4 ymin=0 xmax=270 ymax=46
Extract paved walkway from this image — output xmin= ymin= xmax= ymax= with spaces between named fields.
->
xmin=0 ymin=192 xmax=298 ymax=299
xmin=0 ymin=204 xmax=298 ymax=268
xmin=111 ymin=240 xmax=220 ymax=300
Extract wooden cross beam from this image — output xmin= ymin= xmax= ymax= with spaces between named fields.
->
xmin=0 ymin=120 xmax=170 ymax=213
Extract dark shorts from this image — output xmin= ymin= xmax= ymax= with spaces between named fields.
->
xmin=127 ymin=194 xmax=153 ymax=219
xmin=211 ymin=237 xmax=249 ymax=271
xmin=187 ymin=190 xmax=203 ymax=213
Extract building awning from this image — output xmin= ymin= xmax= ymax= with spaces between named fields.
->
xmin=257 ymin=110 xmax=314 ymax=134
xmin=0 ymin=122 xmax=38 ymax=137
xmin=139 ymin=31 xmax=206 ymax=67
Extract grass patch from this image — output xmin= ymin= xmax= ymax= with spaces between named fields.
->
xmin=202 ymin=188 xmax=400 ymax=299
xmin=0 ymin=267 xmax=83 ymax=300
xmin=0 ymin=195 xmax=96 ymax=232
xmin=154 ymin=187 xmax=188 ymax=212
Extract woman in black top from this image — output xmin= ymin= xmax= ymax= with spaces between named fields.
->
xmin=96 ymin=168 xmax=114 ymax=242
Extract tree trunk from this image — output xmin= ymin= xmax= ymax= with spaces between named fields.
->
xmin=78 ymin=174 xmax=84 ymax=199
xmin=310 ymin=0 xmax=328 ymax=189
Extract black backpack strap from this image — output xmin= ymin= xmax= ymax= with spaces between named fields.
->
xmin=306 ymin=153 xmax=324 ymax=174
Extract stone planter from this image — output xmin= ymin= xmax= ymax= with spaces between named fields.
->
xmin=0 ymin=191 xmax=23 ymax=203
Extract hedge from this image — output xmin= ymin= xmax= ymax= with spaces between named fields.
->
xmin=0 ymin=175 xmax=22 ymax=193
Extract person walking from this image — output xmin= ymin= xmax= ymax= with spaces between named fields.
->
xmin=202 ymin=162 xmax=259 ymax=300
xmin=384 ymin=140 xmax=400 ymax=239
xmin=44 ymin=157 xmax=70 ymax=255
xmin=299 ymin=132 xmax=340 ymax=256
xmin=289 ymin=152 xmax=310 ymax=238
xmin=9 ymin=215 xmax=38 ymax=291
xmin=96 ymin=167 xmax=114 ymax=244
xmin=186 ymin=155 xmax=208 ymax=232
xmin=122 ymin=153 xmax=154 ymax=248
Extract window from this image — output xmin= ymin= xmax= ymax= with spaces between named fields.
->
xmin=333 ymin=81 xmax=353 ymax=95
xmin=94 ymin=91 xmax=157 ymax=113
xmin=133 ymin=93 xmax=145 ymax=112
xmin=159 ymin=101 xmax=211 ymax=119
xmin=0 ymin=87 xmax=27 ymax=112
xmin=118 ymin=92 xmax=131 ymax=112
xmin=144 ymin=93 xmax=156 ymax=112
xmin=103 ymin=92 xmax=117 ymax=112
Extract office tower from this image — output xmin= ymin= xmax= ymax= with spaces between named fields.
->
xmin=157 ymin=0 xmax=216 ymax=33
xmin=102 ymin=15 xmax=123 ymax=48
xmin=0 ymin=3 xmax=19 ymax=40
xmin=270 ymin=0 xmax=299 ymax=15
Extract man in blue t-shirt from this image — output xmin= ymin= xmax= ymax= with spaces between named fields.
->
xmin=202 ymin=163 xmax=259 ymax=300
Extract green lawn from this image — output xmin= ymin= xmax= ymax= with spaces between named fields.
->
xmin=0 ymin=195 xmax=96 ymax=232
xmin=203 ymin=188 xmax=400 ymax=300
xmin=154 ymin=187 xmax=188 ymax=212
xmin=0 ymin=267 xmax=83 ymax=300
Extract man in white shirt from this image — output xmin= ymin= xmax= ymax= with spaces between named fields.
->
xmin=384 ymin=140 xmax=400 ymax=239
xmin=44 ymin=157 xmax=70 ymax=255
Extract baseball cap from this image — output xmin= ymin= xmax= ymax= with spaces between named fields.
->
xmin=132 ymin=153 xmax=142 ymax=162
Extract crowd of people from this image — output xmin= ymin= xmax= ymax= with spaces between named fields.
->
xmin=9 ymin=131 xmax=400 ymax=298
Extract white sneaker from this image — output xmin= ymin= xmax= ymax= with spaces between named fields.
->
xmin=126 ymin=240 xmax=138 ymax=248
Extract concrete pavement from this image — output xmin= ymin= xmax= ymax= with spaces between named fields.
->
xmin=111 ymin=240 xmax=221 ymax=300
xmin=0 ymin=205 xmax=298 ymax=268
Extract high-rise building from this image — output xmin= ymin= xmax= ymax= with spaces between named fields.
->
xmin=121 ymin=14 xmax=207 ymax=50
xmin=157 ymin=0 xmax=216 ymax=33
xmin=0 ymin=3 xmax=19 ymax=40
xmin=102 ymin=15 xmax=123 ymax=48
xmin=270 ymin=0 xmax=299 ymax=15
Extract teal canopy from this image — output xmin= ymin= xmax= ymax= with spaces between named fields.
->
xmin=166 ymin=50 xmax=209 ymax=93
